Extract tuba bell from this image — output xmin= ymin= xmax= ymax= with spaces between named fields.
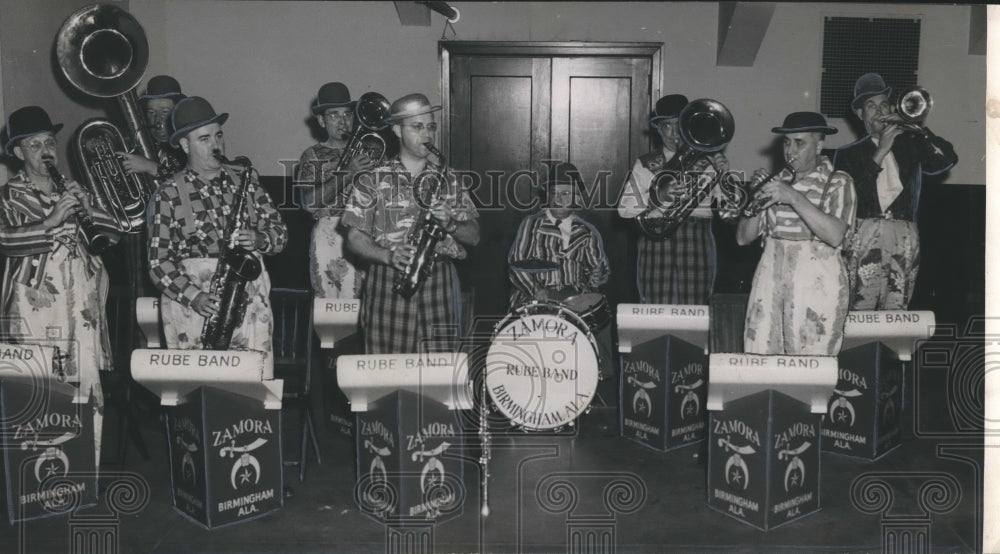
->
xmin=635 ymin=98 xmax=735 ymax=239
xmin=55 ymin=3 xmax=156 ymax=233
xmin=335 ymin=92 xmax=392 ymax=172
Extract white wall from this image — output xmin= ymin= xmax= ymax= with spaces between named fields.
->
xmin=10 ymin=1 xmax=983 ymax=184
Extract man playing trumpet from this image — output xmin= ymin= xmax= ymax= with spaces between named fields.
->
xmin=737 ymin=112 xmax=856 ymax=355
xmin=147 ymin=97 xmax=287 ymax=361
xmin=834 ymin=73 xmax=957 ymax=310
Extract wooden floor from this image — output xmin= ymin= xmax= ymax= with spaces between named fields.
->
xmin=0 ymin=338 xmax=983 ymax=553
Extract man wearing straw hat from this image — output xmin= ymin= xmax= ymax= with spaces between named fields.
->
xmin=342 ymin=92 xmax=479 ymax=354
xmin=834 ymin=73 xmax=957 ymax=310
xmin=146 ymin=96 xmax=287 ymax=363
xmin=737 ymin=112 xmax=856 ymax=355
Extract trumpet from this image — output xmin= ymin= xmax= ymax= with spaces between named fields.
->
xmin=740 ymin=157 xmax=796 ymax=218
xmin=877 ymin=87 xmax=933 ymax=135
xmin=335 ymin=92 xmax=391 ymax=172
xmin=43 ymin=160 xmax=112 ymax=255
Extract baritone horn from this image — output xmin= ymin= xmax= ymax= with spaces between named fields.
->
xmin=55 ymin=3 xmax=156 ymax=233
xmin=635 ymin=98 xmax=735 ymax=239
xmin=335 ymin=92 xmax=392 ymax=172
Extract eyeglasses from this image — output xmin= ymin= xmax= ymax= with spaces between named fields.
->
xmin=323 ymin=112 xmax=352 ymax=121
xmin=21 ymin=138 xmax=57 ymax=152
xmin=404 ymin=122 xmax=437 ymax=133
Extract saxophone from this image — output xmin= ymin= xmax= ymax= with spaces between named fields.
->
xmin=392 ymin=143 xmax=450 ymax=299
xmin=200 ymin=152 xmax=263 ymax=350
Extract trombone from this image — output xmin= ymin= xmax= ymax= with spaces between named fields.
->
xmin=878 ymin=86 xmax=933 ymax=135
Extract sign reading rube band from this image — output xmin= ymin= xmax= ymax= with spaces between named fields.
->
xmin=166 ymin=386 xmax=282 ymax=529
xmin=337 ymin=353 xmax=474 ymax=413
xmin=707 ymin=389 xmax=821 ymax=531
xmin=620 ymin=335 xmax=707 ymax=451
xmin=841 ymin=310 xmax=935 ymax=361
xmin=134 ymin=350 xmax=259 ymax=371
xmin=616 ymin=303 xmax=709 ymax=353
xmin=313 ymin=298 xmax=361 ymax=349
xmin=355 ymin=390 xmax=464 ymax=523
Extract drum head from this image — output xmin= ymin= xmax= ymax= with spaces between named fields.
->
xmin=486 ymin=309 xmax=599 ymax=431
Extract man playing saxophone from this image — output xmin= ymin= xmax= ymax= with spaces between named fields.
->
xmin=342 ymin=93 xmax=479 ymax=354
xmin=147 ymin=97 xmax=287 ymax=361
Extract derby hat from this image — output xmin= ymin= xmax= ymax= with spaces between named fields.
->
xmin=650 ymin=94 xmax=689 ymax=123
xmin=851 ymin=72 xmax=891 ymax=110
xmin=771 ymin=111 xmax=838 ymax=135
xmin=311 ymin=82 xmax=355 ymax=115
xmin=5 ymin=106 xmax=64 ymax=156
xmin=539 ymin=161 xmax=585 ymax=192
xmin=138 ymin=75 xmax=185 ymax=102
xmin=169 ymin=96 xmax=229 ymax=147
xmin=386 ymin=93 xmax=441 ymax=123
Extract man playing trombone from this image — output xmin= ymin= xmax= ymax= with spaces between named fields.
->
xmin=834 ymin=73 xmax=957 ymax=310
xmin=298 ymin=82 xmax=375 ymax=299
xmin=342 ymin=93 xmax=479 ymax=354
xmin=617 ymin=94 xmax=731 ymax=305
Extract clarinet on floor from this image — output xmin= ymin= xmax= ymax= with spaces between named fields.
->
xmin=479 ymin=370 xmax=492 ymax=517
xmin=43 ymin=160 xmax=112 ymax=254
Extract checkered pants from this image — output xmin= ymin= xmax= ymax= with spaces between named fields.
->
xmin=360 ymin=261 xmax=461 ymax=354
xmin=637 ymin=218 xmax=715 ymax=305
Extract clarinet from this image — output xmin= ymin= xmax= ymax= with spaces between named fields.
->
xmin=43 ymin=160 xmax=112 ymax=254
xmin=479 ymin=369 xmax=492 ymax=517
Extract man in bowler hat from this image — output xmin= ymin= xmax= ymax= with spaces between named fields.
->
xmin=737 ymin=112 xmax=856 ymax=355
xmin=298 ymin=82 xmax=373 ymax=299
xmin=833 ymin=73 xmax=957 ymax=310
xmin=618 ymin=94 xmax=731 ymax=305
xmin=120 ymin=74 xmax=187 ymax=178
xmin=146 ymin=96 xmax=287 ymax=364
xmin=342 ymin=92 xmax=479 ymax=354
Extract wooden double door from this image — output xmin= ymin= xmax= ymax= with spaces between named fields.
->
xmin=441 ymin=42 xmax=662 ymax=321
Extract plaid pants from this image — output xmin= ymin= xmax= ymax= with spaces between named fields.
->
xmin=637 ymin=217 xmax=715 ymax=305
xmin=360 ymin=261 xmax=461 ymax=354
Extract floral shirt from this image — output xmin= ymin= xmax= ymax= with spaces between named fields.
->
xmin=296 ymin=143 xmax=350 ymax=218
xmin=0 ymin=170 xmax=119 ymax=291
xmin=147 ymin=167 xmax=287 ymax=308
xmin=759 ymin=156 xmax=856 ymax=244
xmin=341 ymin=157 xmax=478 ymax=260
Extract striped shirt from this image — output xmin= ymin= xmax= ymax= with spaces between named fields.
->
xmin=508 ymin=211 xmax=610 ymax=307
xmin=761 ymin=156 xmax=856 ymax=243
xmin=147 ymin=167 xmax=287 ymax=308
xmin=0 ymin=170 xmax=119 ymax=290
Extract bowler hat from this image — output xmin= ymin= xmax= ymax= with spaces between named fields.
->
xmin=169 ymin=96 xmax=229 ymax=147
xmin=311 ymin=82 xmax=355 ymax=115
xmin=5 ymin=106 xmax=64 ymax=156
xmin=539 ymin=161 xmax=584 ymax=192
xmin=650 ymin=94 xmax=689 ymax=123
xmin=851 ymin=73 xmax=891 ymax=110
xmin=138 ymin=75 xmax=185 ymax=102
xmin=386 ymin=93 xmax=441 ymax=123
xmin=771 ymin=112 xmax=838 ymax=135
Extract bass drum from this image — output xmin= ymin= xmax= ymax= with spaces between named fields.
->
xmin=485 ymin=301 xmax=600 ymax=431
